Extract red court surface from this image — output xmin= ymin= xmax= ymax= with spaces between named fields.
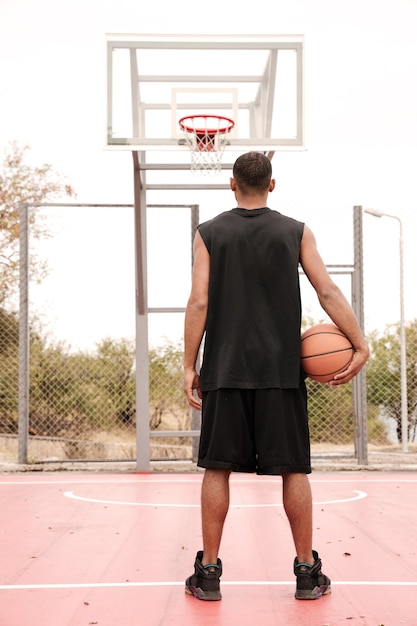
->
xmin=0 ymin=471 xmax=416 ymax=626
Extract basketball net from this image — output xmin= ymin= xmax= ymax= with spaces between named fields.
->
xmin=179 ymin=115 xmax=235 ymax=175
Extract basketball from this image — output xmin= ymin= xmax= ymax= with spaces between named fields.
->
xmin=301 ymin=323 xmax=354 ymax=382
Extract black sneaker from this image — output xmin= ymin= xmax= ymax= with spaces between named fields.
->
xmin=185 ymin=551 xmax=222 ymax=601
xmin=294 ymin=550 xmax=331 ymax=600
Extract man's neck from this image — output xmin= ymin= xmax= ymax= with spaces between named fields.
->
xmin=236 ymin=201 xmax=268 ymax=210
xmin=236 ymin=194 xmax=269 ymax=210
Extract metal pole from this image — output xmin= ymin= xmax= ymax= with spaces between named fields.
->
xmin=352 ymin=207 xmax=368 ymax=465
xmin=18 ymin=202 xmax=29 ymax=464
xmin=133 ymin=152 xmax=150 ymax=471
xmin=364 ymin=209 xmax=408 ymax=452
xmin=398 ymin=221 xmax=408 ymax=451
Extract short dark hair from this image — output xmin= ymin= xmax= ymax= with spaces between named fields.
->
xmin=232 ymin=152 xmax=272 ymax=194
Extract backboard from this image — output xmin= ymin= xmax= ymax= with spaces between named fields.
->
xmin=106 ymin=34 xmax=305 ymax=153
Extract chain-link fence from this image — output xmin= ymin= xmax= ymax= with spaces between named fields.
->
xmin=0 ymin=202 xmax=416 ymax=466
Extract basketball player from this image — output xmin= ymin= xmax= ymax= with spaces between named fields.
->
xmin=183 ymin=151 xmax=369 ymax=601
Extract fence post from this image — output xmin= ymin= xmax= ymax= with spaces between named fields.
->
xmin=352 ymin=206 xmax=368 ymax=465
xmin=133 ymin=153 xmax=150 ymax=471
xmin=18 ymin=202 xmax=29 ymax=464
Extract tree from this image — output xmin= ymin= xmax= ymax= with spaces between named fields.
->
xmin=149 ymin=342 xmax=190 ymax=431
xmin=307 ymin=378 xmax=355 ymax=443
xmin=93 ymin=338 xmax=136 ymax=427
xmin=366 ymin=321 xmax=417 ymax=444
xmin=0 ymin=142 xmax=75 ymax=303
xmin=28 ymin=336 xmax=137 ymax=438
xmin=0 ymin=309 xmax=19 ymax=432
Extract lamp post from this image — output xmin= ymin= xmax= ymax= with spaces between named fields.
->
xmin=364 ymin=209 xmax=408 ymax=452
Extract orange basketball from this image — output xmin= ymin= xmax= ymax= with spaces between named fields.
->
xmin=301 ymin=323 xmax=354 ymax=382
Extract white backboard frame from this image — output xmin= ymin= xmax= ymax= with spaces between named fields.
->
xmin=106 ymin=34 xmax=305 ymax=152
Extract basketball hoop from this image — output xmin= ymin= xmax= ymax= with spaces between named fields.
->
xmin=179 ymin=115 xmax=235 ymax=174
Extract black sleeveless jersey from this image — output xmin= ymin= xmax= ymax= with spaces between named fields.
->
xmin=198 ymin=207 xmax=304 ymax=391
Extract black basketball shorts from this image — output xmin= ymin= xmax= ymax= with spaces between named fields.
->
xmin=197 ymin=385 xmax=311 ymax=475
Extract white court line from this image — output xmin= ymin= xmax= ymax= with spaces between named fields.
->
xmin=0 ymin=580 xmax=416 ymax=591
xmin=0 ymin=477 xmax=417 ymax=486
xmin=63 ymin=489 xmax=368 ymax=507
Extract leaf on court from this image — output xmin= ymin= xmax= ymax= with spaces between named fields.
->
xmin=343 ymin=552 xmax=351 ymax=556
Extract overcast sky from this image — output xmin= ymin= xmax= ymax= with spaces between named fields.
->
xmin=1 ymin=0 xmax=416 ymax=349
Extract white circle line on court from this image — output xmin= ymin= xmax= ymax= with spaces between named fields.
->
xmin=63 ymin=489 xmax=367 ymax=508
xmin=0 ymin=580 xmax=415 ymax=591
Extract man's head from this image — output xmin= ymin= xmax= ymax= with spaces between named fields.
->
xmin=231 ymin=152 xmax=274 ymax=196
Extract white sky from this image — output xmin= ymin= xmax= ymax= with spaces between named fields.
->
xmin=1 ymin=0 xmax=417 ymax=350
